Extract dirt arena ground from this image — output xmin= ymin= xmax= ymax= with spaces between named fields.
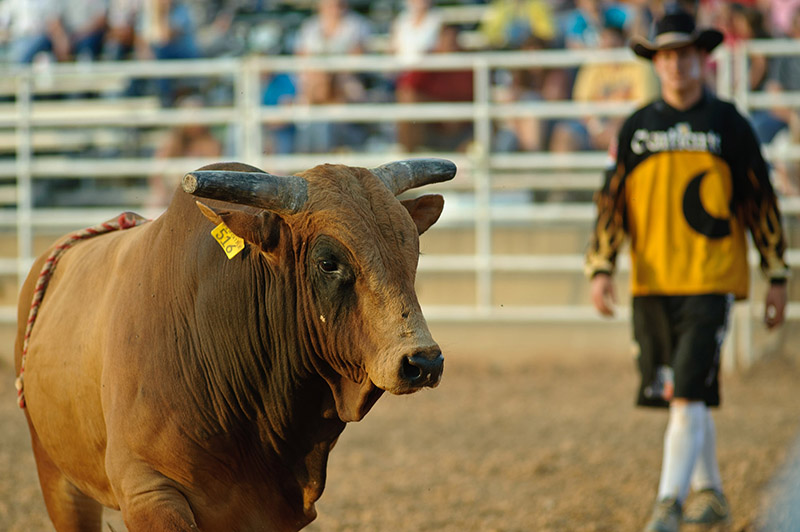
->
xmin=1 ymin=334 xmax=799 ymax=532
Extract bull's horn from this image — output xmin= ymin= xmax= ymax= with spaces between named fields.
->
xmin=182 ymin=171 xmax=308 ymax=214
xmin=371 ymin=158 xmax=457 ymax=196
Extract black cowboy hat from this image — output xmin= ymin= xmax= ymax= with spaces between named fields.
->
xmin=629 ymin=9 xmax=723 ymax=60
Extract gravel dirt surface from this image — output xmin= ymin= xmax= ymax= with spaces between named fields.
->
xmin=1 ymin=347 xmax=799 ymax=532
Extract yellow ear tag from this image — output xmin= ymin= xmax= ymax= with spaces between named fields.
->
xmin=211 ymin=222 xmax=245 ymax=259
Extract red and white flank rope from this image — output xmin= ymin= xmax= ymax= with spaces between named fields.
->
xmin=15 ymin=212 xmax=149 ymax=408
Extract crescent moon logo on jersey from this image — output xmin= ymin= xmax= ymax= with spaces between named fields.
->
xmin=682 ymin=171 xmax=731 ymax=239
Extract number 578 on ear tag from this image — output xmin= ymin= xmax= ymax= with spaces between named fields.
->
xmin=211 ymin=222 xmax=245 ymax=259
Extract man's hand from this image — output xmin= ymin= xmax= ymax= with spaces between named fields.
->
xmin=590 ymin=273 xmax=616 ymax=317
xmin=765 ymin=282 xmax=788 ymax=329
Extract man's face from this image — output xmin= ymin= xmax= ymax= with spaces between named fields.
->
xmin=652 ymin=45 xmax=707 ymax=94
xmin=320 ymin=0 xmax=344 ymax=18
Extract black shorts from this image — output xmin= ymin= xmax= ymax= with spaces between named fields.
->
xmin=633 ymin=294 xmax=732 ymax=408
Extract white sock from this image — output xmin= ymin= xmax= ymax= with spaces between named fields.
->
xmin=690 ymin=408 xmax=723 ymax=492
xmin=657 ymin=401 xmax=706 ymax=503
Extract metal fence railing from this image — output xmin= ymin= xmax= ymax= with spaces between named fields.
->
xmin=1 ymin=42 xmax=798 ymax=364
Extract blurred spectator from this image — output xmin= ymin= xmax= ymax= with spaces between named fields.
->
xmin=292 ymin=0 xmax=372 ymax=153
xmin=4 ymin=0 xmax=54 ymax=63
xmin=625 ymin=0 xmax=700 ymax=40
xmin=479 ymin=0 xmax=557 ymax=50
xmin=571 ymin=21 xmax=658 ymax=150
xmin=624 ymin=0 xmax=658 ymax=41
xmin=549 ymin=9 xmax=654 ymax=157
xmin=5 ymin=0 xmax=107 ymax=63
xmin=767 ymin=6 xmax=800 ymax=97
xmin=106 ymin=0 xmax=202 ymax=60
xmin=294 ymin=69 xmax=371 ymax=153
xmin=529 ymin=64 xmax=576 ymax=154
xmin=493 ymin=36 xmax=551 ymax=153
xmin=390 ymin=0 xmax=442 ymax=153
xmin=194 ymin=4 xmax=240 ymax=58
xmin=698 ymin=0 xmax=731 ymax=34
xmin=294 ymin=0 xmax=371 ymax=56
xmin=147 ymin=94 xmax=222 ymax=208
xmin=721 ymin=3 xmax=780 ymax=143
xmin=561 ymin=0 xmax=631 ymax=49
xmin=125 ymin=0 xmax=201 ymax=106
xmin=554 ymin=0 xmax=633 ymax=159
xmin=52 ymin=0 xmax=108 ymax=61
xmin=767 ymin=0 xmax=800 ymax=36
xmin=759 ymin=6 xmax=800 ymax=143
xmin=105 ymin=0 xmax=142 ymax=60
xmin=138 ymin=0 xmax=200 ymax=61
xmin=395 ymin=25 xmax=474 ymax=152
xmin=261 ymin=72 xmax=298 ymax=155
xmin=730 ymin=3 xmax=772 ymax=91
xmin=771 ymin=111 xmax=800 ymax=196
xmin=389 ymin=0 xmax=442 ymax=66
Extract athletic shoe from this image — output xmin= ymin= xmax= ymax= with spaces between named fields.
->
xmin=683 ymin=488 xmax=730 ymax=525
xmin=644 ymin=497 xmax=682 ymax=532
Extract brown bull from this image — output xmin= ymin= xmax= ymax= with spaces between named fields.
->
xmin=14 ymin=158 xmax=456 ymax=531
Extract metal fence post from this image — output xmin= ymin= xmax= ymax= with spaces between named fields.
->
xmin=715 ymin=46 xmax=733 ymax=101
xmin=243 ymin=56 xmax=263 ymax=165
xmin=15 ymin=70 xmax=33 ymax=284
xmin=234 ymin=57 xmax=261 ymax=164
xmin=731 ymin=44 xmax=758 ymax=367
xmin=473 ymin=58 xmax=492 ymax=315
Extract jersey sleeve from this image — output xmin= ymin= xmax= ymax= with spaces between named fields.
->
xmin=732 ymin=112 xmax=790 ymax=281
xmin=585 ymin=125 xmax=629 ymax=279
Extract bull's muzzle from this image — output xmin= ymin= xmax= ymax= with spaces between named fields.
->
xmin=401 ymin=348 xmax=444 ymax=389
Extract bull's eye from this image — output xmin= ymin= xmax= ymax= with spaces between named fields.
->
xmin=310 ymin=236 xmax=354 ymax=287
xmin=318 ymin=259 xmax=339 ymax=274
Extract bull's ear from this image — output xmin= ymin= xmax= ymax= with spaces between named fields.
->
xmin=195 ymin=201 xmax=281 ymax=253
xmin=400 ymin=194 xmax=445 ymax=235
xmin=196 ymin=201 xmax=224 ymax=225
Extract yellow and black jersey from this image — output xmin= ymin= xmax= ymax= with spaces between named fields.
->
xmin=586 ymin=92 xmax=789 ymax=299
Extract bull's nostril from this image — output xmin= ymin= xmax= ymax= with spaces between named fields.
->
xmin=402 ymin=356 xmax=422 ymax=380
xmin=402 ymin=351 xmax=444 ymax=387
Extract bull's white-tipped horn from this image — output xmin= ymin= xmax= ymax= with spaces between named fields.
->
xmin=182 ymin=170 xmax=308 ymax=214
xmin=371 ymin=158 xmax=457 ymax=196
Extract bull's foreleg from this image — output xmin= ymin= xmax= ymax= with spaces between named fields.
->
xmin=120 ymin=494 xmax=199 ymax=532
xmin=27 ymin=418 xmax=104 ymax=532
xmin=108 ymin=461 xmax=199 ymax=531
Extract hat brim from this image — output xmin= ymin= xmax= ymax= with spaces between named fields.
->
xmin=630 ymin=28 xmax=723 ymax=60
